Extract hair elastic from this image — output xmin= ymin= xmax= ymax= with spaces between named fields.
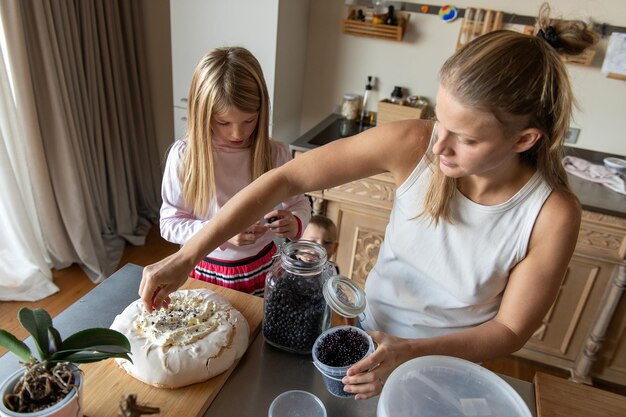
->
xmin=537 ymin=26 xmax=560 ymax=49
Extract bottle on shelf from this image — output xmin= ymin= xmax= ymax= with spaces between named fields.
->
xmin=372 ymin=0 xmax=385 ymax=24
xmin=360 ymin=76 xmax=373 ymax=124
xmin=390 ymin=86 xmax=404 ymax=105
xmin=385 ymin=5 xmax=398 ymax=25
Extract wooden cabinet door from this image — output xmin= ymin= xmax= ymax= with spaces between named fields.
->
xmin=518 ymin=256 xmax=614 ymax=367
xmin=325 ymin=201 xmax=390 ymax=291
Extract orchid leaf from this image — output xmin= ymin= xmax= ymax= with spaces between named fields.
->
xmin=52 ymin=351 xmax=132 ymax=364
xmin=51 ymin=344 xmax=131 ymax=361
xmin=0 ymin=329 xmax=33 ymax=363
xmin=61 ymin=328 xmax=131 ymax=352
xmin=18 ymin=308 xmax=52 ymax=360
xmin=48 ymin=326 xmax=63 ymax=355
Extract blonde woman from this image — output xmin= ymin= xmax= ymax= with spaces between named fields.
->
xmin=144 ymin=8 xmax=597 ymax=399
xmin=160 ymin=47 xmax=310 ymax=295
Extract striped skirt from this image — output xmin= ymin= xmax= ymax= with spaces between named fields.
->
xmin=190 ymin=242 xmax=276 ymax=296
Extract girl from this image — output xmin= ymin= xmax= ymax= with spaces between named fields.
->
xmin=160 ymin=47 xmax=310 ymax=296
xmin=143 ymin=7 xmax=597 ymax=399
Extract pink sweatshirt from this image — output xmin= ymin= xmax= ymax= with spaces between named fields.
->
xmin=160 ymin=139 xmax=311 ymax=260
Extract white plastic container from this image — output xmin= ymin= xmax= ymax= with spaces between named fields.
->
xmin=377 ymin=355 xmax=533 ymax=417
xmin=268 ymin=390 xmax=326 ymax=417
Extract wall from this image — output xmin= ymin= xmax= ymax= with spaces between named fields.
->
xmin=140 ymin=0 xmax=173 ymax=165
xmin=169 ymin=0 xmax=310 ymax=145
xmin=272 ymin=0 xmax=311 ymax=142
xmin=300 ymin=0 xmax=626 ymax=155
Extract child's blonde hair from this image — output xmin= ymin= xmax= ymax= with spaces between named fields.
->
xmin=423 ymin=4 xmax=597 ymax=224
xmin=182 ymin=47 xmax=273 ymax=216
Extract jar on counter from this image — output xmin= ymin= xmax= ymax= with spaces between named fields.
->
xmin=263 ymin=240 xmax=366 ymax=354
xmin=341 ymin=94 xmax=361 ymax=121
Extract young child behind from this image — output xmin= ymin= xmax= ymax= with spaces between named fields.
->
xmin=301 ymin=215 xmax=339 ymax=274
xmin=160 ymin=47 xmax=311 ymax=296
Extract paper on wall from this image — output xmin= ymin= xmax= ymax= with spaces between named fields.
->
xmin=601 ymin=32 xmax=626 ymax=77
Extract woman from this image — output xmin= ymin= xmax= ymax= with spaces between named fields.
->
xmin=141 ymin=12 xmax=596 ymax=399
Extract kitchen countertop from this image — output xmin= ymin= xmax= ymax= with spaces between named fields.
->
xmin=290 ymin=114 xmax=626 ymax=218
xmin=0 ymin=263 xmax=536 ymax=416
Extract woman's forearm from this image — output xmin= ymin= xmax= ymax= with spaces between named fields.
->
xmin=408 ymin=319 xmax=526 ymax=362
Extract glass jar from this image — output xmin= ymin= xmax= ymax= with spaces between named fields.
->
xmin=340 ymin=94 xmax=360 ymax=121
xmin=263 ymin=240 xmax=366 ymax=354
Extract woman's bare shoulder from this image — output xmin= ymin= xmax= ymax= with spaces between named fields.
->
xmin=532 ymin=188 xmax=581 ymax=248
xmin=372 ymin=119 xmax=434 ymax=176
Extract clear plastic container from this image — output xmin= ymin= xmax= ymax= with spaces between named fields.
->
xmin=377 ymin=355 xmax=533 ymax=417
xmin=312 ymin=326 xmax=375 ymax=397
xmin=263 ymin=241 xmax=366 ymax=355
xmin=268 ymin=390 xmax=326 ymax=417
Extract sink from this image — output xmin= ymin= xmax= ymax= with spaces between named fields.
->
xmin=307 ymin=118 xmax=373 ymax=146
xmin=290 ymin=114 xmax=375 ymax=153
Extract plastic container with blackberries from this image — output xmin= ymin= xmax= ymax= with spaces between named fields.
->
xmin=262 ymin=240 xmax=367 ymax=355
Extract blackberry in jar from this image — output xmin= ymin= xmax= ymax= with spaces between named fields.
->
xmin=263 ymin=240 xmax=333 ymax=354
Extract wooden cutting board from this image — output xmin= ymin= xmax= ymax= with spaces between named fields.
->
xmin=81 ymin=279 xmax=263 ymax=417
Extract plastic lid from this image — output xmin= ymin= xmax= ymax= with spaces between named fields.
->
xmin=268 ymin=390 xmax=326 ymax=417
xmin=323 ymin=275 xmax=366 ymax=318
xmin=378 ymin=356 xmax=533 ymax=417
xmin=343 ymin=93 xmax=360 ymax=100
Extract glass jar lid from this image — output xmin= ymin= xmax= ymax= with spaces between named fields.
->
xmin=323 ymin=275 xmax=366 ymax=318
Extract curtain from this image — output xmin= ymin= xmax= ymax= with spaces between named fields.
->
xmin=0 ymin=0 xmax=161 ymax=292
xmin=0 ymin=38 xmax=58 ymax=301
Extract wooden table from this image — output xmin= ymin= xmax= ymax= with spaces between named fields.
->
xmin=534 ymin=372 xmax=626 ymax=417
xmin=0 ymin=263 xmax=538 ymax=417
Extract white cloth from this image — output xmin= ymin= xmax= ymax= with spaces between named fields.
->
xmin=160 ymin=139 xmax=311 ymax=260
xmin=0 ymin=40 xmax=57 ymax=301
xmin=562 ymin=156 xmax=626 ymax=195
xmin=360 ymin=128 xmax=553 ymax=338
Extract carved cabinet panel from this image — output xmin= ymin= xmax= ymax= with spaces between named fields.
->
xmin=325 ymin=202 xmax=388 ymax=290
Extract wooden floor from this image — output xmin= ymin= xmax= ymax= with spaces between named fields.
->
xmin=2 ymin=225 xmax=624 ymax=397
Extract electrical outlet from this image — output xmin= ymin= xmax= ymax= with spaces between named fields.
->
xmin=565 ymin=127 xmax=580 ymax=144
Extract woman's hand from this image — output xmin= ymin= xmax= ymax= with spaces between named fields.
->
xmin=139 ymin=251 xmax=195 ymax=312
xmin=228 ymin=222 xmax=267 ymax=246
xmin=342 ymin=331 xmax=417 ymax=400
xmin=264 ymin=210 xmax=298 ymax=239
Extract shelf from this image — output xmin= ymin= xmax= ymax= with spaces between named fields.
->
xmin=342 ymin=6 xmax=410 ymax=41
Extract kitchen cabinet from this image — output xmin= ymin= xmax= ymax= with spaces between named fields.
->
xmin=292 ymin=137 xmax=626 ymax=388
xmin=169 ymin=0 xmax=310 ymax=143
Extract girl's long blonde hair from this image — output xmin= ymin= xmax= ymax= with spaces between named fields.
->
xmin=424 ymin=5 xmax=597 ymax=224
xmin=182 ymin=47 xmax=272 ymax=216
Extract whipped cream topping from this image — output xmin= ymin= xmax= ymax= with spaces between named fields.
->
xmin=111 ymin=289 xmax=250 ymax=388
xmin=134 ymin=294 xmax=228 ymax=347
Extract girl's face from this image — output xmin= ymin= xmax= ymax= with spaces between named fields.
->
xmin=433 ymin=87 xmax=523 ymax=179
xmin=210 ymin=106 xmax=259 ymax=148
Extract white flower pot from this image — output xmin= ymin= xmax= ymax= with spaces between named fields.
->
xmin=0 ymin=365 xmax=83 ymax=417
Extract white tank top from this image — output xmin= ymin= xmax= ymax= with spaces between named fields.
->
xmin=360 ymin=127 xmax=553 ymax=338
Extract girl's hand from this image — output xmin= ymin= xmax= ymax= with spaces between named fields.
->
xmin=264 ymin=210 xmax=298 ymax=239
xmin=228 ymin=222 xmax=267 ymax=246
xmin=342 ymin=331 xmax=416 ymax=400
